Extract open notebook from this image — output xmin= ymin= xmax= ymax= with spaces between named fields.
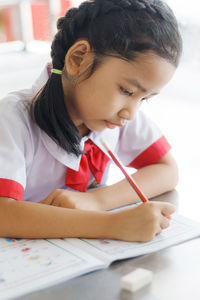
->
xmin=0 ymin=213 xmax=200 ymax=300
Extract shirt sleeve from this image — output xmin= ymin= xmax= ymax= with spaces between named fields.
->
xmin=0 ymin=97 xmax=32 ymax=201
xmin=116 ymin=110 xmax=171 ymax=169
xmin=0 ymin=65 xmax=49 ymax=201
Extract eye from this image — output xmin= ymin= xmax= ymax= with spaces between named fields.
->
xmin=141 ymin=97 xmax=148 ymax=102
xmin=120 ymin=87 xmax=133 ymax=96
xmin=140 ymin=96 xmax=150 ymax=103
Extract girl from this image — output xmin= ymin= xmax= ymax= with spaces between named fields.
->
xmin=0 ymin=0 xmax=182 ymax=242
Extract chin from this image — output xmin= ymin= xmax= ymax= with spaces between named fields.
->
xmin=86 ymin=122 xmax=106 ymax=132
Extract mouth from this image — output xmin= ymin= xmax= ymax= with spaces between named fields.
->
xmin=104 ymin=120 xmax=123 ymax=129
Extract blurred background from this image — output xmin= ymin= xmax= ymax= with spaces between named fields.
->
xmin=0 ymin=0 xmax=199 ymax=220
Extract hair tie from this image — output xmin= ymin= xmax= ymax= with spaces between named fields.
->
xmin=51 ymin=68 xmax=62 ymax=75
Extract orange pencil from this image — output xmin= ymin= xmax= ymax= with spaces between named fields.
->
xmin=101 ymin=139 xmax=148 ymax=203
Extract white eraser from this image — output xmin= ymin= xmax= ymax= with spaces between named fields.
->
xmin=121 ymin=268 xmax=153 ymax=293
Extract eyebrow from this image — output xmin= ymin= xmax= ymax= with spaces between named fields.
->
xmin=124 ymin=78 xmax=159 ymax=96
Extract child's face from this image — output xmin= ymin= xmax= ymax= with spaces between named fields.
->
xmin=65 ymin=52 xmax=175 ymax=135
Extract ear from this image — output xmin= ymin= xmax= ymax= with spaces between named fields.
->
xmin=65 ymin=40 xmax=94 ymax=76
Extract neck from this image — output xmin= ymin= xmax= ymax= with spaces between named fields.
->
xmin=77 ymin=124 xmax=90 ymax=137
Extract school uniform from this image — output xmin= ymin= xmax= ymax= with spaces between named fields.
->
xmin=0 ymin=65 xmax=171 ymax=202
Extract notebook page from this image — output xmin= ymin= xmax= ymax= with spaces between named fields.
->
xmin=67 ymin=214 xmax=200 ymax=264
xmin=0 ymin=238 xmax=104 ymax=300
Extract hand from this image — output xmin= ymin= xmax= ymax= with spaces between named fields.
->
xmin=109 ymin=201 xmax=176 ymax=242
xmin=40 ymin=189 xmax=102 ymax=211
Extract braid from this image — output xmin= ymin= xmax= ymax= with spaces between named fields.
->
xmin=50 ymin=0 xmax=181 ymax=64
xmin=51 ymin=0 xmax=150 ymax=62
xmin=31 ymin=0 xmax=182 ymax=156
xmin=51 ymin=8 xmax=79 ymax=69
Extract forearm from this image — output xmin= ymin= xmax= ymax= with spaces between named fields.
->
xmin=95 ymin=160 xmax=178 ymax=210
xmin=0 ymin=196 xmax=176 ymax=242
xmin=0 ymin=197 xmax=109 ymax=239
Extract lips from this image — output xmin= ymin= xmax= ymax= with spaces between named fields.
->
xmin=104 ymin=120 xmax=122 ymax=129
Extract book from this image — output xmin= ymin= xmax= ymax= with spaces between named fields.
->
xmin=0 ymin=213 xmax=200 ymax=300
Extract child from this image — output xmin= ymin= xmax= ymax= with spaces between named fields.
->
xmin=0 ymin=0 xmax=182 ymax=242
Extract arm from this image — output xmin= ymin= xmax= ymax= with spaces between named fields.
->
xmin=96 ymin=152 xmax=179 ymax=210
xmin=0 ymin=196 xmax=175 ymax=242
xmin=42 ymin=152 xmax=178 ymax=211
xmin=0 ymin=196 xmax=108 ymax=239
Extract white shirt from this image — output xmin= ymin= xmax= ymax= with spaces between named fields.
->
xmin=0 ymin=65 xmax=170 ymax=202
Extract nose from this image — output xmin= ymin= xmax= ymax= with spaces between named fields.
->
xmin=118 ymin=102 xmax=140 ymax=121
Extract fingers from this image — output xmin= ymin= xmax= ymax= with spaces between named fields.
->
xmin=157 ymin=202 xmax=175 ymax=231
xmin=146 ymin=201 xmax=175 ymax=236
xmin=40 ymin=190 xmax=65 ymax=206
xmin=40 ymin=190 xmax=75 ymax=208
xmin=158 ymin=203 xmax=175 ymax=232
xmin=150 ymin=201 xmax=176 ymax=218
xmin=40 ymin=191 xmax=56 ymax=205
xmin=41 ymin=195 xmax=60 ymax=206
xmin=40 ymin=197 xmax=53 ymax=205
xmin=50 ymin=198 xmax=60 ymax=207
xmin=160 ymin=215 xmax=170 ymax=230
xmin=161 ymin=202 xmax=176 ymax=218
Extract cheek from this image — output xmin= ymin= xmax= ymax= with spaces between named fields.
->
xmin=74 ymin=91 xmax=103 ymax=119
xmin=76 ymin=84 xmax=119 ymax=118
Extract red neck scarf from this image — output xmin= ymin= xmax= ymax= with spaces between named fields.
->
xmin=65 ymin=139 xmax=110 ymax=192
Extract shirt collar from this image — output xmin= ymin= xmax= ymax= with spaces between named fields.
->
xmin=40 ymin=128 xmax=120 ymax=171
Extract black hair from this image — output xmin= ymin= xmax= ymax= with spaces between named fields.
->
xmin=31 ymin=0 xmax=182 ymax=156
